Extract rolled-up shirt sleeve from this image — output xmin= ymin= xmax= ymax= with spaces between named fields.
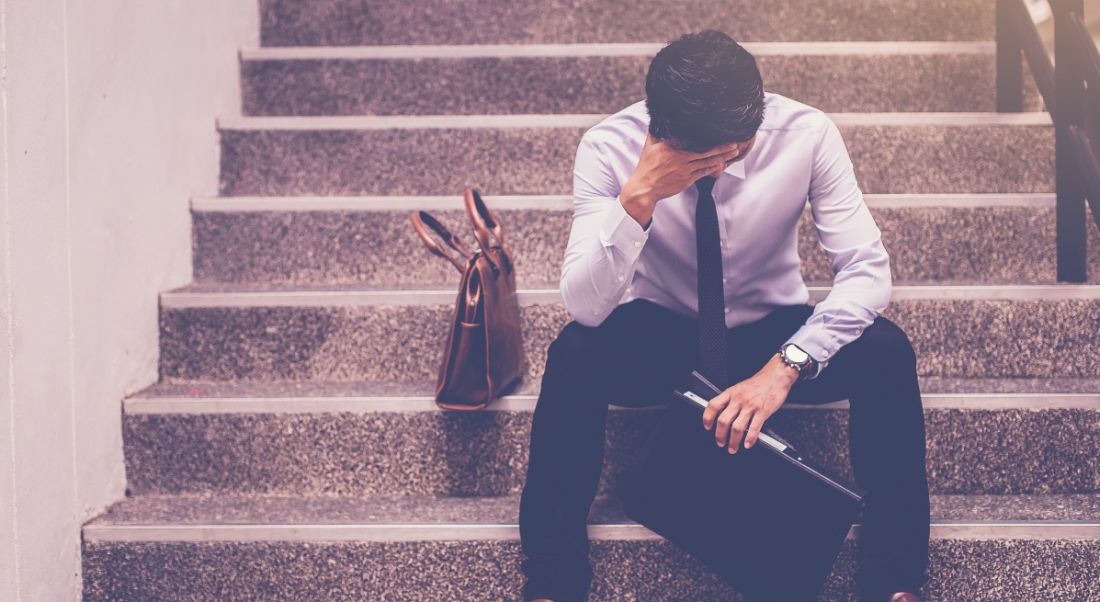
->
xmin=560 ymin=133 xmax=653 ymax=327
xmin=783 ymin=114 xmax=893 ymax=379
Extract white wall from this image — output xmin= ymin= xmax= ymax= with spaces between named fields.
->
xmin=0 ymin=1 xmax=258 ymax=599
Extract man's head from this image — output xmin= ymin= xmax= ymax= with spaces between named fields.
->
xmin=645 ymin=30 xmax=765 ymax=154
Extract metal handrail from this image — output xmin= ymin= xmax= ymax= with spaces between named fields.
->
xmin=1070 ymin=125 xmax=1100 ymax=217
xmin=997 ymin=0 xmax=1100 ymax=282
xmin=999 ymin=0 xmax=1057 ymax=111
xmin=1069 ymin=12 xmax=1100 ymax=93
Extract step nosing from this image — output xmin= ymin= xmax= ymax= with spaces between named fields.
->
xmin=81 ymin=521 xmax=1100 ymax=543
xmin=239 ymin=41 xmax=996 ymax=61
xmin=192 ymin=194 xmax=576 ymax=212
xmin=122 ymin=393 xmax=1100 ymax=415
xmin=216 ymin=112 xmax=1054 ymax=131
xmin=159 ymin=285 xmax=1100 ymax=308
xmin=190 ymin=193 xmax=1058 ymax=213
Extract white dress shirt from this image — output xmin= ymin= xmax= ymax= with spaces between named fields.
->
xmin=559 ymin=91 xmax=893 ymax=379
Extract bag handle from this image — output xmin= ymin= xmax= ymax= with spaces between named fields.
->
xmin=463 ymin=187 xmax=513 ymax=274
xmin=461 ymin=267 xmax=483 ymax=322
xmin=409 ymin=210 xmax=475 ymax=274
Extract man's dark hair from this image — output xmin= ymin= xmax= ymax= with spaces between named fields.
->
xmin=645 ymin=29 xmax=765 ymax=152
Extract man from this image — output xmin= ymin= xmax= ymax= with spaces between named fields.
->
xmin=518 ymin=30 xmax=929 ymax=602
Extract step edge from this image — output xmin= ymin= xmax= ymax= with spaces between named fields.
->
xmin=81 ymin=521 xmax=1100 ymax=544
xmin=158 ymin=285 xmax=1100 ymax=309
xmin=122 ymin=393 xmax=1100 ymax=415
xmin=215 ymin=112 xmax=1054 ymax=131
xmin=238 ymin=41 xmax=996 ymax=61
xmin=190 ymin=193 xmax=1058 ymax=213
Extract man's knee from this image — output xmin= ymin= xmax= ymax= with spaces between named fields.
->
xmin=536 ymin=321 xmax=616 ymax=416
xmin=546 ymin=320 xmax=607 ymax=378
xmin=859 ymin=316 xmax=918 ymax=369
xmin=850 ymin=317 xmax=924 ymax=419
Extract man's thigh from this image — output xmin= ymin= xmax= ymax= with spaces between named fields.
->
xmin=783 ymin=314 xmax=914 ymax=406
xmin=726 ymin=303 xmax=818 ymax=385
xmin=723 ymin=302 xmax=855 ymax=405
xmin=549 ymin=299 xmax=698 ymax=408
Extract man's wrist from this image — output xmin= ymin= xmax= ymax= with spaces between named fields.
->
xmin=620 ymin=182 xmax=656 ymax=228
xmin=772 ymin=353 xmax=801 ymax=387
xmin=621 ymin=179 xmax=654 ymax=206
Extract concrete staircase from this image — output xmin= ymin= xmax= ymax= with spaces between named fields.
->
xmin=81 ymin=0 xmax=1100 ymax=600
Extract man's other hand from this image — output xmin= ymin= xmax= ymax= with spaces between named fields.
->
xmin=701 ymin=353 xmax=799 ymax=454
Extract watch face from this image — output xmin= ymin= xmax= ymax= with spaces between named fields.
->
xmin=785 ymin=344 xmax=809 ymax=363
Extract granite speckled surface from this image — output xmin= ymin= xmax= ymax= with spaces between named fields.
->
xmin=122 ymin=405 xmax=1100 ymax=496
xmin=85 ymin=492 xmax=1100 ymax=525
xmin=128 ymin=374 xmax=1100 ymax=399
xmin=158 ymin=298 xmax=1100 ymax=382
xmin=241 ymin=54 xmax=1046 ymax=116
xmin=217 ymin=124 xmax=1055 ymax=196
xmin=79 ymin=492 xmax=1100 ymax=599
xmin=257 ymin=0 xmax=996 ymax=46
xmin=191 ymin=204 xmax=1100 ymax=286
xmin=132 ymin=376 xmax=540 ymax=399
xmin=81 ymin=538 xmax=1100 ymax=601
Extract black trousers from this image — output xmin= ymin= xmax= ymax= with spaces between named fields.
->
xmin=519 ymin=298 xmax=930 ymax=601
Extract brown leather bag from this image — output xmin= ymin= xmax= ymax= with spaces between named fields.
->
xmin=409 ymin=188 xmax=527 ymax=410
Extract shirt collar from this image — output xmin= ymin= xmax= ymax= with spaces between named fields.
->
xmin=723 ymin=157 xmax=747 ymax=179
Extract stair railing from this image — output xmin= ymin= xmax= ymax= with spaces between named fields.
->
xmin=997 ymin=0 xmax=1100 ymax=282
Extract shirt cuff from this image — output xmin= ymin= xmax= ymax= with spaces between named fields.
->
xmin=598 ymin=195 xmax=651 ymax=260
xmin=783 ymin=323 xmax=836 ymax=380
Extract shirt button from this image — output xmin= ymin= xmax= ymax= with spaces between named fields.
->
xmin=823 ymin=350 xmax=830 ymax=357
xmin=722 ymin=277 xmax=727 ymax=283
xmin=634 ymin=241 xmax=642 ymax=247
xmin=617 ymin=275 xmax=625 ymax=282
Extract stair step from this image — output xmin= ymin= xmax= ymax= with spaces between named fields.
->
xmin=190 ymin=193 xmax=1100 ymax=286
xmin=81 ymin=492 xmax=1100 ymax=601
xmin=120 ymin=378 xmax=1100 ymax=497
xmin=216 ymin=112 xmax=1054 ymax=196
xmin=156 ymin=283 xmax=1100 ymax=382
xmin=239 ymin=42 xmax=1044 ymax=115
xmin=257 ymin=0 xmax=997 ymax=47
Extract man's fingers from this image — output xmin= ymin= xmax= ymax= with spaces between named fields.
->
xmin=688 ymin=151 xmax=742 ymax=181
xmin=690 ymin=164 xmax=716 ymax=179
xmin=694 ymin=140 xmax=742 ymax=159
xmin=743 ymin=412 xmax=768 ymax=450
xmin=690 ymin=157 xmax=730 ymax=179
xmin=688 ymin=144 xmax=742 ymax=164
xmin=714 ymin=404 xmax=742 ymax=447
xmin=727 ymin=409 xmax=753 ymax=454
xmin=702 ymin=391 xmax=730 ymax=430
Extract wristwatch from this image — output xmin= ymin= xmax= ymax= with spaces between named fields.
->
xmin=778 ymin=342 xmax=817 ymax=381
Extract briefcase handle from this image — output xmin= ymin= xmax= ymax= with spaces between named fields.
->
xmin=409 ymin=209 xmax=475 ymax=273
xmin=464 ymin=187 xmax=514 ymax=275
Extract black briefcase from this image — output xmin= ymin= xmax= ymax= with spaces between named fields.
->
xmin=619 ymin=369 xmax=866 ymax=602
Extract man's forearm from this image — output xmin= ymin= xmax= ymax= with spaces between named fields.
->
xmin=559 ymin=191 xmax=653 ymax=327
xmin=620 ymin=181 xmax=657 ymax=230
xmin=783 ymin=239 xmax=892 ymax=379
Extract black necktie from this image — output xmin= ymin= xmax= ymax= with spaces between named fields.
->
xmin=695 ymin=175 xmax=728 ymax=388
